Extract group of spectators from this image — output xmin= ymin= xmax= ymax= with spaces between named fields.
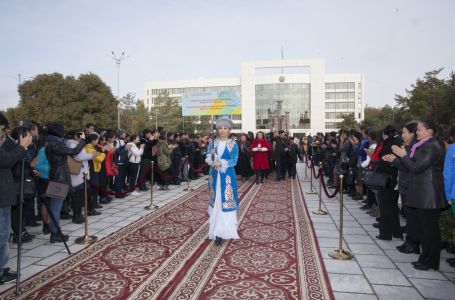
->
xmin=0 ymin=114 xmax=216 ymax=284
xmin=2 ymin=110 xmax=455 ymax=284
xmin=307 ymin=120 xmax=455 ymax=272
xmin=236 ymin=130 xmax=303 ymax=184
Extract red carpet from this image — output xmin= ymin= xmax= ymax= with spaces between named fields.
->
xmin=1 ymin=176 xmax=333 ymax=300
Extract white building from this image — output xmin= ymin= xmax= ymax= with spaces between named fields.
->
xmin=144 ymin=59 xmax=364 ymax=135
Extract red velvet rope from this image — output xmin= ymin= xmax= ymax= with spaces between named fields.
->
xmin=312 ymin=164 xmax=321 ymax=179
xmin=319 ymin=168 xmax=340 ymax=199
xmin=88 ymin=157 xmax=205 ymax=196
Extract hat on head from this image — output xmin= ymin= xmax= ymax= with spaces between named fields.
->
xmin=47 ymin=122 xmax=65 ymax=138
xmin=215 ymin=116 xmax=233 ymax=129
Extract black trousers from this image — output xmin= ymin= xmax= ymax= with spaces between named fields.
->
xmin=287 ymin=162 xmax=297 ymax=178
xmin=416 ymin=208 xmax=441 ymax=269
xmin=71 ymin=184 xmax=84 ymax=216
xmin=128 ymin=163 xmax=140 ymax=190
xmin=405 ymin=204 xmax=420 ymax=245
xmin=378 ymin=189 xmax=401 ymax=238
xmin=138 ymin=159 xmax=151 ymax=189
xmin=366 ymin=188 xmax=377 ymax=207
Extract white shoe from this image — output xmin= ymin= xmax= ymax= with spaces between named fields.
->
xmin=131 ymin=191 xmax=141 ymax=196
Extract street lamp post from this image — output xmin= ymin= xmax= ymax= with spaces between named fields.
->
xmin=110 ymin=51 xmax=128 ymax=130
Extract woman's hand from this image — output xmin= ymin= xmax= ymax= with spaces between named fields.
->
xmin=210 ymin=149 xmax=215 ymax=156
xmin=392 ymin=145 xmax=407 ymax=158
xmin=211 ymin=161 xmax=220 ymax=169
xmin=382 ymin=154 xmax=396 ymax=162
xmin=364 ymin=148 xmax=374 ymax=157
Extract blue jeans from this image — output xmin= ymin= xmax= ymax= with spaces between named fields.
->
xmin=0 ymin=206 xmax=11 ymax=277
xmin=48 ymin=199 xmax=63 ymax=234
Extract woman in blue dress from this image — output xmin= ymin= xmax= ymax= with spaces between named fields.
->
xmin=206 ymin=117 xmax=239 ymax=246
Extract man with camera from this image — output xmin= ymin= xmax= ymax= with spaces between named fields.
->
xmin=0 ymin=113 xmax=33 ymax=284
xmin=138 ymin=129 xmax=159 ymax=191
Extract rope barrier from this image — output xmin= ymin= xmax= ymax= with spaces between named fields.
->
xmin=305 ymin=155 xmax=313 ymax=169
xmin=88 ymin=157 xmax=205 ymax=196
xmin=312 ymin=163 xmax=321 ymax=179
xmin=319 ymin=170 xmax=340 ymax=199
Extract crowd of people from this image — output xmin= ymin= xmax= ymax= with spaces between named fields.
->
xmin=306 ymin=121 xmax=455 ymax=272
xmin=1 ymin=109 xmax=455 ymax=284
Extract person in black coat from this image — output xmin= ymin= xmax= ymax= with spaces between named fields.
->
xmin=287 ymin=137 xmax=302 ymax=179
xmin=392 ymin=119 xmax=446 ymax=271
xmin=375 ymin=125 xmax=402 ymax=241
xmin=44 ymin=123 xmax=86 ymax=243
xmin=0 ymin=113 xmax=32 ymax=283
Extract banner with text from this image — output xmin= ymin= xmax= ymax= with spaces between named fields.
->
xmin=181 ymin=91 xmax=241 ymax=116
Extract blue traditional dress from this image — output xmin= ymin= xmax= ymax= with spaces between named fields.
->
xmin=206 ymin=139 xmax=239 ymax=240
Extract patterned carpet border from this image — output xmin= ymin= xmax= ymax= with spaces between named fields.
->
xmin=0 ymin=179 xmax=255 ymax=299
xmin=294 ymin=174 xmax=335 ymax=300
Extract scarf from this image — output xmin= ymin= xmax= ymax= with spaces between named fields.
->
xmin=410 ymin=137 xmax=431 ymax=158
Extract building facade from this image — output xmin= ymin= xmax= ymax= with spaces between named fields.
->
xmin=144 ymin=59 xmax=364 ymax=134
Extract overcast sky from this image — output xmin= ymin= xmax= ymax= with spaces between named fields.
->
xmin=1 ymin=0 xmax=454 ymax=110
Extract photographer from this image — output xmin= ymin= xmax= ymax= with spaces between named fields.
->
xmin=0 ymin=112 xmax=32 ymax=284
xmin=45 ymin=122 xmax=86 ymax=243
xmin=138 ymin=129 xmax=158 ymax=191
xmin=3 ymin=127 xmax=38 ymax=244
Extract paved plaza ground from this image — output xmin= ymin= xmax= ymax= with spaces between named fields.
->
xmin=1 ymin=163 xmax=454 ymax=299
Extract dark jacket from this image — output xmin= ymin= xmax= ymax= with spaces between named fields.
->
xmin=376 ymin=135 xmax=401 ymax=176
xmin=272 ymin=137 xmax=285 ymax=161
xmin=0 ymin=140 xmax=28 ymax=207
xmin=392 ymin=140 xmax=416 ymax=194
xmin=45 ymin=135 xmax=86 ymax=187
xmin=141 ymin=138 xmax=157 ymax=161
xmin=401 ymin=138 xmax=445 ymax=209
xmin=287 ymin=143 xmax=302 ymax=163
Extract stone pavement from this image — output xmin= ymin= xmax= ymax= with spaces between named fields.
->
xmin=297 ymin=163 xmax=455 ymax=300
xmin=1 ymin=164 xmax=455 ymax=299
xmin=0 ymin=178 xmax=208 ymax=294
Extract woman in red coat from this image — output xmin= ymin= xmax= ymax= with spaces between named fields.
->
xmin=249 ymin=131 xmax=272 ymax=184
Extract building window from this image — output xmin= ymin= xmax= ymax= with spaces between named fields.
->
xmin=325 ymin=102 xmax=355 ymax=110
xmin=325 ymin=82 xmax=355 ymax=90
xmin=255 ymin=83 xmax=310 ymax=130
xmin=325 ymin=112 xmax=354 ymax=119
xmin=325 ymin=122 xmax=339 ymax=129
xmin=325 ymin=92 xmax=355 ymax=100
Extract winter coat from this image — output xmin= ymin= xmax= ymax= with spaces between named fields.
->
xmin=401 ymin=137 xmax=446 ymax=209
xmin=0 ymin=140 xmax=28 ymax=207
xmin=443 ymin=143 xmax=455 ymax=201
xmin=127 ymin=143 xmax=143 ymax=164
xmin=249 ymin=139 xmax=272 ymax=170
xmin=85 ymin=143 xmax=105 ymax=173
xmin=67 ymin=139 xmax=94 ymax=187
xmin=45 ymin=135 xmax=86 ymax=187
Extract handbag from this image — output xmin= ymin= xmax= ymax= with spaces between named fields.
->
xmin=364 ymin=169 xmax=392 ymax=190
xmin=45 ymin=181 xmax=70 ymax=200
xmin=67 ymin=155 xmax=82 ymax=175
xmin=15 ymin=177 xmax=36 ymax=198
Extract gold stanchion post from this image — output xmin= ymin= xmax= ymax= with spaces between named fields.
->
xmin=184 ymin=158 xmax=194 ymax=192
xmin=306 ymin=158 xmax=317 ymax=194
xmin=313 ymin=162 xmax=328 ymax=215
xmin=303 ymin=155 xmax=310 ymax=182
xmin=145 ymin=161 xmax=159 ymax=210
xmin=75 ymin=173 xmax=98 ymax=244
xmin=329 ymin=174 xmax=353 ymax=260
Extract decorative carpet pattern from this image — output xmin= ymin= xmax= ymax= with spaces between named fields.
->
xmin=1 ymin=176 xmax=333 ymax=300
xmin=155 ymin=177 xmax=334 ymax=300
